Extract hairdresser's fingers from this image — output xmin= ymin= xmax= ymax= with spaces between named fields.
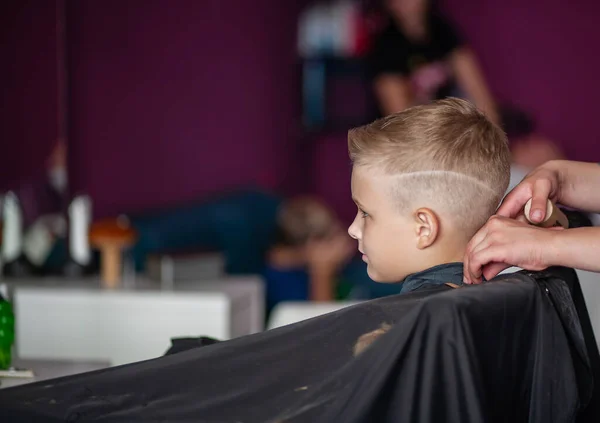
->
xmin=464 ymin=231 xmax=495 ymax=284
xmin=463 ymin=216 xmax=504 ymax=283
xmin=515 ymin=213 xmax=529 ymax=224
xmin=466 ymin=246 xmax=509 ymax=285
xmin=464 ymin=215 xmax=519 ymax=283
xmin=463 ymin=246 xmax=472 ymax=284
xmin=465 ymin=218 xmax=492 ymax=258
xmin=463 ymin=233 xmax=484 ymax=283
xmin=482 ymin=262 xmax=512 ymax=281
xmin=474 ymin=214 xmax=511 ymax=244
xmin=497 ymin=186 xmax=533 ymax=218
xmin=528 ymin=178 xmax=553 ymax=223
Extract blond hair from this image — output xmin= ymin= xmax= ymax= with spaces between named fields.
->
xmin=348 ymin=98 xmax=510 ymax=234
xmin=276 ymin=196 xmax=336 ymax=246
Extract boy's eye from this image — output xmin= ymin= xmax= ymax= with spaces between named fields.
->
xmin=360 ymin=209 xmax=369 ymax=218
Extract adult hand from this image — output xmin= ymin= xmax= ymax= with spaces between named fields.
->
xmin=497 ymin=164 xmax=562 ymax=223
xmin=463 ymin=216 xmax=563 ymax=284
xmin=305 ymin=231 xmax=354 ymax=274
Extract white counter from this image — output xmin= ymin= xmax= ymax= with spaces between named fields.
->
xmin=0 ymin=276 xmax=264 ymax=366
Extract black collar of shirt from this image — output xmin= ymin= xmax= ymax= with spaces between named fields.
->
xmin=400 ymin=262 xmax=465 ymax=293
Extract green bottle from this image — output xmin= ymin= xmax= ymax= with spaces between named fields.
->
xmin=0 ymin=294 xmax=15 ymax=370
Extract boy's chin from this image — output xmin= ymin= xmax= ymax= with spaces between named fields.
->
xmin=367 ymin=266 xmax=404 ymax=284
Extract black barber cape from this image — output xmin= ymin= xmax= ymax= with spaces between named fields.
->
xmin=1 ymin=268 xmax=598 ymax=423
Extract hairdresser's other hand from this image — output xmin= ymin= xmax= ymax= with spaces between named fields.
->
xmin=497 ymin=164 xmax=561 ymax=223
xmin=463 ymin=215 xmax=564 ymax=284
xmin=305 ymin=231 xmax=354 ymax=273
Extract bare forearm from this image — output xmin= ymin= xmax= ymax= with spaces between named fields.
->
xmin=451 ymin=48 xmax=499 ymax=125
xmin=549 ymin=227 xmax=600 ymax=272
xmin=373 ymin=75 xmax=413 ymax=115
xmin=309 ymin=267 xmax=335 ymax=301
xmin=546 ymin=160 xmax=600 ymax=212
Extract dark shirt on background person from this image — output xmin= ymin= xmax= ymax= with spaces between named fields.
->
xmin=368 ymin=13 xmax=464 ymax=109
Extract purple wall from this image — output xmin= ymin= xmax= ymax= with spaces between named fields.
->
xmin=4 ymin=1 xmax=599 ymax=220
xmin=440 ymin=0 xmax=600 ymax=160
xmin=0 ymin=1 xmax=60 ymax=190
xmin=67 ymin=0 xmax=307 ymax=217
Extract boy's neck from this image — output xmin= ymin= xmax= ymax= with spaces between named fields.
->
xmin=420 ymin=237 xmax=468 ymax=270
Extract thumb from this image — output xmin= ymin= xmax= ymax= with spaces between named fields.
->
xmin=529 ymin=179 xmax=552 ymax=222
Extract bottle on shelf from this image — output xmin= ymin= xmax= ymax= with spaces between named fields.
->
xmin=63 ymin=195 xmax=93 ymax=277
xmin=1 ymin=192 xmax=33 ymax=277
xmin=0 ymin=292 xmax=15 ymax=370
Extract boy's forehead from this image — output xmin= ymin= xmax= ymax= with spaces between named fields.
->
xmin=350 ymin=166 xmax=370 ymax=194
xmin=351 ymin=166 xmax=393 ymax=202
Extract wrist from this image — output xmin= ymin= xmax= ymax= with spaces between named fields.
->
xmin=309 ymin=265 xmax=336 ymax=302
xmin=309 ymin=263 xmax=336 ymax=276
xmin=545 ymin=228 xmax=566 ymax=268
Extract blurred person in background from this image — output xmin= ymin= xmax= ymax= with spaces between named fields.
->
xmin=131 ymin=192 xmax=402 ymax=316
xmin=367 ymin=0 xmax=563 ymax=168
xmin=264 ymin=197 xmax=355 ymax=311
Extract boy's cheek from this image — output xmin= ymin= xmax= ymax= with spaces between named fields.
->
xmin=364 ymin=256 xmax=380 ymax=280
xmin=366 ymin=265 xmax=378 ymax=281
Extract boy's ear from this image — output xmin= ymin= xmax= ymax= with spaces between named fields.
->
xmin=413 ymin=208 xmax=439 ymax=249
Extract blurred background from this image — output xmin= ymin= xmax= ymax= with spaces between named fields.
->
xmin=1 ymin=0 xmax=599 ymax=376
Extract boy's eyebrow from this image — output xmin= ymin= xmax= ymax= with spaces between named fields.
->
xmin=352 ymin=197 xmax=364 ymax=207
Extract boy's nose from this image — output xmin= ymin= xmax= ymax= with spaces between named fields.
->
xmin=348 ymin=218 xmax=361 ymax=240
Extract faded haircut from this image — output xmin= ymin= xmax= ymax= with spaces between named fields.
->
xmin=348 ymin=98 xmax=511 ymax=235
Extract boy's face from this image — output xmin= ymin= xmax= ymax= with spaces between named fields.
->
xmin=348 ymin=166 xmax=422 ymax=283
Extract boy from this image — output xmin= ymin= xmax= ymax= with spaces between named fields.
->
xmin=347 ymin=97 xmax=510 ymax=292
